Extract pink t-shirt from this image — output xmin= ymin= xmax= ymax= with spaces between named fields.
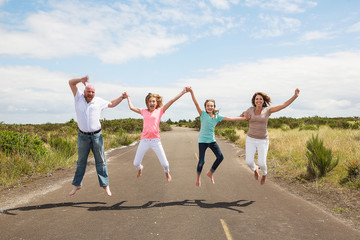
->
xmin=140 ymin=107 xmax=165 ymax=139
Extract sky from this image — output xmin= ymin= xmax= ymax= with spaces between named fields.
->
xmin=0 ymin=0 xmax=360 ymax=124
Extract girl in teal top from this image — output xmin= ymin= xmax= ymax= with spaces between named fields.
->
xmin=189 ymin=87 xmax=248 ymax=186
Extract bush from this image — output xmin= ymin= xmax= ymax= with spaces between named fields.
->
xmin=280 ymin=124 xmax=290 ymax=131
xmin=49 ymin=135 xmax=77 ymax=158
xmin=0 ymin=130 xmax=46 ymax=160
xmin=340 ymin=161 xmax=360 ymax=189
xmin=305 ymin=134 xmax=339 ymax=178
xmin=345 ymin=161 xmax=360 ymax=179
xmin=220 ymin=128 xmax=239 ymax=142
xmin=299 ymin=125 xmax=318 ymax=131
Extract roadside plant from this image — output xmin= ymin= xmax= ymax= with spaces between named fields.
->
xmin=305 ymin=134 xmax=339 ymax=178
xmin=220 ymin=128 xmax=239 ymax=142
xmin=345 ymin=160 xmax=360 ymax=179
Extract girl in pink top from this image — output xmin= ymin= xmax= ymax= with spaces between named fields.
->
xmin=242 ymin=88 xmax=300 ymax=185
xmin=123 ymin=88 xmax=189 ymax=182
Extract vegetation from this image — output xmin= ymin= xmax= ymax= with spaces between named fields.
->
xmin=172 ymin=116 xmax=360 ymax=191
xmin=305 ymin=134 xmax=339 ymax=178
xmin=1 ymin=116 xmax=359 ymax=191
xmin=0 ymin=118 xmax=171 ymax=187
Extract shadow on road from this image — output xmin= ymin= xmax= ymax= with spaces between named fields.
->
xmin=1 ymin=199 xmax=254 ymax=215
xmin=0 ymin=202 xmax=106 ymax=215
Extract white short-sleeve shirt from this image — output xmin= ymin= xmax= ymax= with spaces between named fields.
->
xmin=74 ymin=90 xmax=109 ymax=132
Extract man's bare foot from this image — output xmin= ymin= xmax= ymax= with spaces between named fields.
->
xmin=260 ymin=175 xmax=266 ymax=185
xmin=69 ymin=186 xmax=81 ymax=196
xmin=165 ymin=172 xmax=172 ymax=182
xmin=206 ymin=171 xmax=215 ymax=184
xmin=137 ymin=169 xmax=142 ymax=179
xmin=254 ymin=168 xmax=259 ymax=181
xmin=103 ymin=186 xmax=112 ymax=196
xmin=196 ymin=175 xmax=201 ymax=187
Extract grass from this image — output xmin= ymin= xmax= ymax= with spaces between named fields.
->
xmin=231 ymin=126 xmax=360 ymax=189
xmin=0 ymin=119 xmax=152 ymax=187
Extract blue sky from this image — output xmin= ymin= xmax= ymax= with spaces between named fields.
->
xmin=1 ymin=0 xmax=360 ymax=124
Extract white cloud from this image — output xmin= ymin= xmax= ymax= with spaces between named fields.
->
xmin=252 ymin=15 xmax=301 ymax=38
xmin=0 ymin=0 xmax=240 ymax=63
xmin=245 ymin=0 xmax=317 ymax=13
xmin=177 ymin=51 xmax=360 ymax=119
xmin=300 ymin=30 xmax=334 ymax=41
xmin=209 ymin=0 xmax=231 ymax=9
xmin=1 ymin=50 xmax=360 ymax=123
xmin=347 ymin=22 xmax=360 ymax=33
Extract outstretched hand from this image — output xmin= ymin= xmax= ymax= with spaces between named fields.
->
xmin=294 ymin=88 xmax=300 ymax=97
xmin=122 ymin=92 xmax=129 ymax=99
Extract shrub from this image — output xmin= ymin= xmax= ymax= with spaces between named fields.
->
xmin=305 ymin=134 xmax=339 ymax=178
xmin=345 ymin=161 xmax=360 ymax=179
xmin=299 ymin=125 xmax=318 ymax=131
xmin=49 ymin=135 xmax=77 ymax=158
xmin=280 ymin=124 xmax=290 ymax=131
xmin=220 ymin=128 xmax=239 ymax=142
xmin=0 ymin=130 xmax=46 ymax=160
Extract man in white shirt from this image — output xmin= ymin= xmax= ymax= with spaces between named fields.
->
xmin=68 ymin=76 xmax=124 ymax=196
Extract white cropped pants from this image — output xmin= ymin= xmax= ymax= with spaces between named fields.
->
xmin=133 ymin=139 xmax=170 ymax=173
xmin=245 ymin=136 xmax=269 ymax=176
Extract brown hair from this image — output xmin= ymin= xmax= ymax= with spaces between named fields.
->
xmin=204 ymin=99 xmax=219 ymax=114
xmin=145 ymin=93 xmax=163 ymax=110
xmin=251 ymin=92 xmax=271 ymax=107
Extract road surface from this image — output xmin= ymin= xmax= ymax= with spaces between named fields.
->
xmin=1 ymin=127 xmax=359 ymax=240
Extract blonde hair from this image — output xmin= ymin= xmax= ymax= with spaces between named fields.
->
xmin=145 ymin=93 xmax=163 ymax=110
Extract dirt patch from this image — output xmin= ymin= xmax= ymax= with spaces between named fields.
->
xmin=0 ymin=168 xmax=75 ymax=210
xmin=269 ymin=174 xmax=360 ymax=231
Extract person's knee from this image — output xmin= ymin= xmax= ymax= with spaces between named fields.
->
xmin=245 ymin=158 xmax=253 ymax=166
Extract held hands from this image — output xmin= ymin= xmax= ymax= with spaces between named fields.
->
xmin=122 ymin=92 xmax=129 ymax=99
xmin=185 ymin=86 xmax=192 ymax=93
xmin=244 ymin=112 xmax=251 ymax=120
xmin=183 ymin=86 xmax=191 ymax=93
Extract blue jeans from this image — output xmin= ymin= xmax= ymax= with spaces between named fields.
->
xmin=72 ymin=131 xmax=109 ymax=187
xmin=197 ymin=142 xmax=224 ymax=175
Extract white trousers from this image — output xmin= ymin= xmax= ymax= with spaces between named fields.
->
xmin=133 ymin=139 xmax=170 ymax=173
xmin=245 ymin=136 xmax=269 ymax=176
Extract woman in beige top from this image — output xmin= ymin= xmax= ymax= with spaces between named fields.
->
xmin=242 ymin=88 xmax=300 ymax=185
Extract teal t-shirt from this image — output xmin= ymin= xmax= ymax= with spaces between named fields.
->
xmin=198 ymin=111 xmax=224 ymax=143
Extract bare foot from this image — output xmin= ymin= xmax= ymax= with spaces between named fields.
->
xmin=206 ymin=171 xmax=215 ymax=184
xmin=103 ymin=186 xmax=112 ymax=196
xmin=254 ymin=168 xmax=259 ymax=181
xmin=196 ymin=174 xmax=201 ymax=187
xmin=260 ymin=175 xmax=266 ymax=185
xmin=165 ymin=172 xmax=172 ymax=182
xmin=137 ymin=169 xmax=142 ymax=179
xmin=69 ymin=186 xmax=81 ymax=196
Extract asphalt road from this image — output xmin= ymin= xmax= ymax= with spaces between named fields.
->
xmin=1 ymin=127 xmax=360 ymax=240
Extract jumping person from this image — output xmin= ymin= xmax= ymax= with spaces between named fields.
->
xmin=242 ymin=88 xmax=300 ymax=185
xmin=68 ymin=76 xmax=125 ymax=196
xmin=122 ymin=88 xmax=190 ymax=182
xmin=188 ymin=87 xmax=249 ymax=187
